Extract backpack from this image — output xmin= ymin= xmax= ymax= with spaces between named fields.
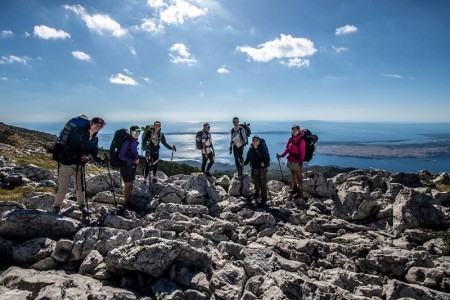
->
xmin=52 ymin=115 xmax=90 ymax=162
xmin=195 ymin=130 xmax=207 ymax=150
xmin=141 ymin=125 xmax=153 ymax=151
xmin=299 ymin=129 xmax=318 ymax=162
xmin=109 ymin=128 xmax=131 ymax=168
xmin=239 ymin=122 xmax=251 ymax=143
xmin=258 ymin=138 xmax=270 ymax=167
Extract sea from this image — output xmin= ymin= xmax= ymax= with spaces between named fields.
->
xmin=11 ymin=120 xmax=450 ymax=174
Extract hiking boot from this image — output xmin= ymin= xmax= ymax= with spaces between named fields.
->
xmin=205 ymin=172 xmax=213 ymax=177
xmin=52 ymin=205 xmax=60 ymax=214
xmin=288 ymin=184 xmax=298 ymax=195
xmin=79 ymin=204 xmax=91 ymax=217
xmin=295 ymin=189 xmax=304 ymax=199
xmin=152 ymin=178 xmax=158 ymax=184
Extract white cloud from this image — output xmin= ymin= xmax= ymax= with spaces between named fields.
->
xmin=332 ymin=45 xmax=349 ymax=53
xmin=142 ymin=77 xmax=152 ymax=82
xmin=160 ymin=0 xmax=208 ymax=25
xmin=1 ymin=30 xmax=14 ymax=38
xmin=281 ymin=58 xmax=310 ymax=68
xmin=138 ymin=18 xmax=164 ymax=32
xmin=72 ymin=51 xmax=92 ymax=62
xmin=169 ymin=43 xmax=197 ymax=65
xmin=64 ymin=4 xmax=126 ymax=37
xmin=236 ymin=34 xmax=317 ymax=64
xmin=24 ymin=32 xmax=31 ymax=37
xmin=130 ymin=47 xmax=136 ymax=56
xmin=109 ymin=73 xmax=138 ymax=85
xmin=335 ymin=24 xmax=358 ymax=36
xmin=382 ymin=74 xmax=403 ymax=79
xmin=33 ymin=25 xmax=71 ymax=40
xmin=147 ymin=0 xmax=167 ymax=8
xmin=1 ymin=77 xmax=8 ymax=80
xmin=123 ymin=68 xmax=132 ymax=75
xmin=0 ymin=55 xmax=30 ymax=65
xmin=217 ymin=66 xmax=229 ymax=74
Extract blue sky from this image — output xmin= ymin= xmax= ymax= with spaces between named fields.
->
xmin=1 ymin=0 xmax=449 ymax=123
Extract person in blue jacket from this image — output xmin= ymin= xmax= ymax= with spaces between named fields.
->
xmin=119 ymin=125 xmax=145 ymax=209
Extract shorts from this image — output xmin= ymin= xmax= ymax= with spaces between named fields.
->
xmin=286 ymin=160 xmax=302 ymax=171
xmin=120 ymin=165 xmax=137 ymax=183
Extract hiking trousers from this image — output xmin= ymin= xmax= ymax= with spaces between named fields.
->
xmin=233 ymin=145 xmax=244 ymax=172
xmin=251 ymin=167 xmax=268 ymax=201
xmin=55 ymin=164 xmax=86 ymax=206
xmin=201 ymin=151 xmax=215 ymax=173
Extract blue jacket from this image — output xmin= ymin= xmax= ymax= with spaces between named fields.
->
xmin=60 ymin=127 xmax=101 ymax=165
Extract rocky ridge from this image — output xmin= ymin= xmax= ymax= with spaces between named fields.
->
xmin=1 ymin=130 xmax=450 ymax=299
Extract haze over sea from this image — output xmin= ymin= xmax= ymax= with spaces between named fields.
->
xmin=12 ymin=121 xmax=450 ymax=174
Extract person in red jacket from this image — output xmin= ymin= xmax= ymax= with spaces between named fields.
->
xmin=276 ymin=125 xmax=306 ymax=198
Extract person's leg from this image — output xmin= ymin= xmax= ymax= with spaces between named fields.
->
xmin=296 ymin=165 xmax=304 ymax=198
xmin=144 ymin=151 xmax=150 ymax=181
xmin=233 ymin=145 xmax=240 ymax=172
xmin=54 ymin=164 xmax=74 ymax=209
xmin=237 ymin=147 xmax=244 ymax=175
xmin=74 ymin=165 xmax=86 ymax=206
xmin=260 ymin=168 xmax=268 ymax=204
xmin=123 ymin=181 xmax=133 ymax=204
xmin=206 ymin=152 xmax=214 ymax=172
xmin=289 ymin=169 xmax=298 ymax=194
xmin=252 ymin=168 xmax=260 ymax=199
xmin=152 ymin=151 xmax=159 ymax=177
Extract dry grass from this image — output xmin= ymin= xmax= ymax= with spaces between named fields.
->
xmin=0 ymin=186 xmax=55 ymax=202
xmin=436 ymin=183 xmax=450 ymax=193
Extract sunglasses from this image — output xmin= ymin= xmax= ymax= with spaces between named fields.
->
xmin=154 ymin=123 xmax=161 ymax=127
xmin=131 ymin=131 xmax=141 ymax=135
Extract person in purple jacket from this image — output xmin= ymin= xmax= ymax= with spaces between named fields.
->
xmin=119 ymin=125 xmax=144 ymax=209
xmin=276 ymin=125 xmax=306 ymax=198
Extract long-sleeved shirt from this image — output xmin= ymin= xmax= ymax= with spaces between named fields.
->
xmin=148 ymin=130 xmax=172 ymax=152
xmin=230 ymin=126 xmax=247 ymax=148
xmin=280 ymin=132 xmax=306 ymax=163
xmin=202 ymin=131 xmax=213 ymax=154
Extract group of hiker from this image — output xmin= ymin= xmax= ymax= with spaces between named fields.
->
xmin=51 ymin=115 xmax=313 ymax=215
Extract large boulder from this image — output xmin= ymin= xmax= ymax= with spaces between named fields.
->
xmin=0 ymin=209 xmax=81 ymax=241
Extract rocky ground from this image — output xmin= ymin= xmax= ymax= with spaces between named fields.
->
xmin=1 ymin=125 xmax=450 ymax=299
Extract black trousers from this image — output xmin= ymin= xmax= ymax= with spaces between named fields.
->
xmin=251 ymin=167 xmax=268 ymax=201
xmin=233 ymin=145 xmax=244 ymax=172
xmin=201 ymin=151 xmax=215 ymax=172
xmin=144 ymin=150 xmax=159 ymax=179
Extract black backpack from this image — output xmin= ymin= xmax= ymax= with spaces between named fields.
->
xmin=300 ymin=129 xmax=318 ymax=162
xmin=239 ymin=122 xmax=251 ymax=143
xmin=195 ymin=130 xmax=208 ymax=150
xmin=109 ymin=128 xmax=131 ymax=168
xmin=141 ymin=125 xmax=153 ymax=151
xmin=258 ymin=138 xmax=270 ymax=167
xmin=52 ymin=115 xmax=90 ymax=162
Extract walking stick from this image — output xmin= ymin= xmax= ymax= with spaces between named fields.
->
xmin=277 ymin=156 xmax=285 ymax=181
xmin=80 ymin=163 xmax=91 ymax=223
xmin=171 ymin=148 xmax=174 ymax=162
xmin=104 ymin=154 xmax=118 ymax=208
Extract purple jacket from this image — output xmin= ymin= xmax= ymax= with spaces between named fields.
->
xmin=119 ymin=138 xmax=140 ymax=166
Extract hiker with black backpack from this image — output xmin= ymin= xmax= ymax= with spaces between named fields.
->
xmin=119 ymin=125 xmax=145 ymax=210
xmin=243 ymin=135 xmax=270 ymax=206
xmin=229 ymin=117 xmax=248 ymax=177
xmin=200 ymin=123 xmax=215 ymax=176
xmin=52 ymin=117 xmax=106 ymax=216
xmin=276 ymin=125 xmax=306 ymax=199
xmin=141 ymin=121 xmax=176 ymax=184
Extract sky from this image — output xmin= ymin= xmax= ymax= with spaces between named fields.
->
xmin=1 ymin=0 xmax=450 ymax=123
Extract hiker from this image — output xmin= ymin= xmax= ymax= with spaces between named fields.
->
xmin=229 ymin=117 xmax=247 ymax=176
xmin=243 ymin=135 xmax=270 ymax=205
xmin=53 ymin=117 xmax=106 ymax=216
xmin=119 ymin=125 xmax=145 ymax=209
xmin=200 ymin=123 xmax=215 ymax=176
xmin=276 ymin=125 xmax=306 ymax=198
xmin=142 ymin=121 xmax=176 ymax=183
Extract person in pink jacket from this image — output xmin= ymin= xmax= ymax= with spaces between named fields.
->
xmin=276 ymin=125 xmax=306 ymax=198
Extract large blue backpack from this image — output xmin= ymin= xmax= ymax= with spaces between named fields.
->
xmin=52 ymin=115 xmax=90 ymax=162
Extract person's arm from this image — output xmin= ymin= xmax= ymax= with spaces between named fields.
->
xmin=243 ymin=149 xmax=251 ymax=165
xmin=160 ymin=132 xmax=173 ymax=150
xmin=119 ymin=140 xmax=133 ymax=163
xmin=90 ymin=137 xmax=102 ymax=163
xmin=280 ymin=139 xmax=290 ymax=158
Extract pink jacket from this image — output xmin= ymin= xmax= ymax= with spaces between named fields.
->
xmin=280 ymin=132 xmax=306 ymax=163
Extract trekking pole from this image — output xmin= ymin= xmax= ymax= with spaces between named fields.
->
xmin=81 ymin=163 xmax=91 ymax=223
xmin=171 ymin=148 xmax=174 ymax=162
xmin=104 ymin=154 xmax=118 ymax=208
xmin=277 ymin=156 xmax=285 ymax=181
